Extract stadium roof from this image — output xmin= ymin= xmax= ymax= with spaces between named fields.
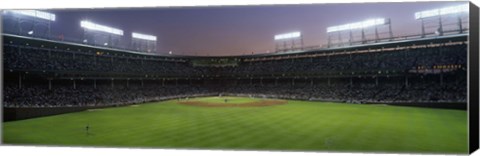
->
xmin=2 ymin=32 xmax=468 ymax=59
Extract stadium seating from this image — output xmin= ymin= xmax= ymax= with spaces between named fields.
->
xmin=2 ymin=36 xmax=467 ymax=108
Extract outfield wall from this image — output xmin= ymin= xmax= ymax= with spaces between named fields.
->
xmin=3 ymin=94 xmax=218 ymax=122
xmin=223 ymin=93 xmax=467 ymax=110
xmin=3 ymin=94 xmax=466 ymax=122
xmin=4 ymin=107 xmax=94 ymax=121
xmin=379 ymin=102 xmax=467 ymax=110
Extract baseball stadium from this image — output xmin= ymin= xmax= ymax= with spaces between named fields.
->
xmin=1 ymin=2 xmax=472 ymax=154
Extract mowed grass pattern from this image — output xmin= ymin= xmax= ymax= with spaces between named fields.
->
xmin=3 ymin=98 xmax=468 ymax=154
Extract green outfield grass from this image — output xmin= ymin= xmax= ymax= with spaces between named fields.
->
xmin=3 ymin=97 xmax=468 ymax=154
xmin=191 ymin=96 xmax=261 ymax=104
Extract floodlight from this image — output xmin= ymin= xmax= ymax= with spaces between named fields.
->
xmin=7 ymin=10 xmax=56 ymax=21
xmin=415 ymin=4 xmax=468 ymax=19
xmin=274 ymin=32 xmax=301 ymax=40
xmin=80 ymin=21 xmax=124 ymax=36
xmin=169 ymin=51 xmax=172 ymax=55
xmin=327 ymin=18 xmax=386 ymax=33
xmin=27 ymin=31 xmax=33 ymax=35
xmin=132 ymin=32 xmax=157 ymax=41
xmin=104 ymin=43 xmax=108 ymax=46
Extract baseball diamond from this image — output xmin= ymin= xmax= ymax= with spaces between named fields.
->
xmin=177 ymin=97 xmax=288 ymax=107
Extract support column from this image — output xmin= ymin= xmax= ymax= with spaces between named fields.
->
xmin=405 ymin=76 xmax=409 ymax=87
xmin=421 ymin=19 xmax=425 ymax=38
xmin=94 ymin=79 xmax=97 ymax=89
xmin=328 ymin=78 xmax=331 ymax=86
xmin=18 ymin=73 xmax=22 ymax=89
xmin=338 ymin=32 xmax=342 ymax=46
xmin=440 ymin=73 xmax=444 ymax=86
xmin=349 ymin=30 xmax=353 ymax=45
xmin=73 ymin=80 xmax=76 ymax=89
xmin=300 ymin=35 xmax=304 ymax=50
xmin=327 ymin=35 xmax=331 ymax=48
xmin=111 ymin=79 xmax=114 ymax=89
xmin=438 ymin=15 xmax=444 ymax=36
xmin=458 ymin=16 xmax=463 ymax=33
xmin=388 ymin=18 xmax=393 ymax=40
xmin=48 ymin=79 xmax=52 ymax=90
xmin=108 ymin=35 xmax=112 ymax=48
xmin=375 ymin=77 xmax=379 ymax=86
xmin=291 ymin=38 xmax=295 ymax=50
xmin=361 ymin=29 xmax=366 ymax=44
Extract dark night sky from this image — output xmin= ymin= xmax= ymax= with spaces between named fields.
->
xmin=5 ymin=1 xmax=468 ymax=56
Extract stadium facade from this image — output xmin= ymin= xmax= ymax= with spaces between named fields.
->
xmin=2 ymin=31 xmax=468 ymax=120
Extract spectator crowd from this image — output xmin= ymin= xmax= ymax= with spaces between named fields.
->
xmin=3 ymin=40 xmax=467 ymax=107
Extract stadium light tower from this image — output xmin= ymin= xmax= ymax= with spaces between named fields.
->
xmin=326 ymin=18 xmax=392 ymax=47
xmin=131 ymin=32 xmax=157 ymax=53
xmin=80 ymin=21 xmax=124 ymax=48
xmin=415 ymin=4 xmax=468 ymax=37
xmin=274 ymin=31 xmax=304 ymax=52
xmin=3 ymin=10 xmax=56 ymax=38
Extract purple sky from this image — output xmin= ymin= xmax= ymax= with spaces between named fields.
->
xmin=5 ymin=1 xmax=469 ymax=56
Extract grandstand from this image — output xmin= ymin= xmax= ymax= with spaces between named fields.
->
xmin=3 ymin=31 xmax=467 ymax=113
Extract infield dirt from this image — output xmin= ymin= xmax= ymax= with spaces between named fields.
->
xmin=177 ymin=99 xmax=287 ymax=107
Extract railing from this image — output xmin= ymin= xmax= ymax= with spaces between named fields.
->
xmin=2 ymin=26 xmax=469 ymax=57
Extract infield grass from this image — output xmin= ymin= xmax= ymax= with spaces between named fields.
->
xmin=3 ymin=97 xmax=468 ymax=154
xmin=191 ymin=96 xmax=261 ymax=104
